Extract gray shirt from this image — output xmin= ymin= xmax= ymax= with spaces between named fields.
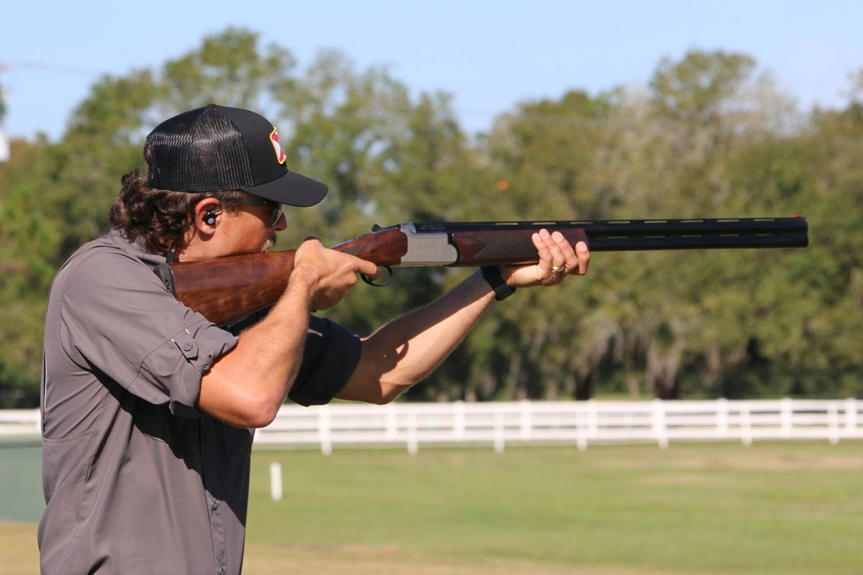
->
xmin=39 ymin=229 xmax=361 ymax=575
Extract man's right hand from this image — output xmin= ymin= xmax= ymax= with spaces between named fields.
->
xmin=292 ymin=238 xmax=380 ymax=311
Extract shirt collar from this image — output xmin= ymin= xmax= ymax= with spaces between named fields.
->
xmin=108 ymin=228 xmax=169 ymax=271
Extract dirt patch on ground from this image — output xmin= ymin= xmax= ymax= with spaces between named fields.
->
xmin=0 ymin=522 xmax=38 ymax=575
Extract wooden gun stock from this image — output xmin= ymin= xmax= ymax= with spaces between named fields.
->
xmin=154 ymin=227 xmax=410 ymax=326
xmin=154 ymin=217 xmax=809 ymax=326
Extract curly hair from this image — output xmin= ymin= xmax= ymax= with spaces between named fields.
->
xmin=108 ymin=169 xmax=248 ymax=254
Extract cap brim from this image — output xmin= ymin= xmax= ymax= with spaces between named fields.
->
xmin=241 ymin=169 xmax=328 ymax=207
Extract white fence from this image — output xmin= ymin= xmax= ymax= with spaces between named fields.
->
xmin=0 ymin=409 xmax=41 ymax=439
xmin=259 ymin=398 xmax=862 ymax=454
xmin=3 ymin=399 xmax=861 ymax=453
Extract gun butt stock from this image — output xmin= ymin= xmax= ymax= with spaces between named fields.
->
xmin=156 ymin=228 xmax=410 ymax=326
xmin=156 ymin=250 xmax=297 ymax=327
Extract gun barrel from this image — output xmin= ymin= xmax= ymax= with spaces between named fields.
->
xmin=414 ymin=217 xmax=808 ymax=239
xmin=420 ymin=217 xmax=808 ymax=264
xmin=588 ymin=232 xmax=809 ymax=252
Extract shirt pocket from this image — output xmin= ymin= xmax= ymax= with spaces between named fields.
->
xmin=41 ymin=429 xmax=99 ymax=513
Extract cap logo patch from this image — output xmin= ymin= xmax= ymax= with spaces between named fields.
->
xmin=270 ymin=128 xmax=287 ymax=165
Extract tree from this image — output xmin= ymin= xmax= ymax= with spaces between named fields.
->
xmin=0 ymin=137 xmax=63 ymax=406
xmin=0 ymin=77 xmax=6 ymax=124
xmin=650 ymin=50 xmax=756 ymax=126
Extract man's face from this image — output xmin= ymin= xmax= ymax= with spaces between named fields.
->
xmin=220 ymin=202 xmax=287 ymax=256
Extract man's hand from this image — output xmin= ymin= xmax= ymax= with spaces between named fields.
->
xmin=292 ymin=238 xmax=380 ymax=310
xmin=501 ymin=229 xmax=590 ymax=288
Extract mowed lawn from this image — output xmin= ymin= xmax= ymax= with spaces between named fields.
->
xmin=4 ymin=441 xmax=863 ymax=574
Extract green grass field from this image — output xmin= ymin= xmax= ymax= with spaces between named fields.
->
xmin=4 ymin=441 xmax=863 ymax=574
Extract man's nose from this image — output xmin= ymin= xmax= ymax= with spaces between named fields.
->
xmin=272 ymin=212 xmax=287 ymax=231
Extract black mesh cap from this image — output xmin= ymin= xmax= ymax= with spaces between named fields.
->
xmin=145 ymin=104 xmax=328 ymax=207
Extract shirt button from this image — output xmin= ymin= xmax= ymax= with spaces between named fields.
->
xmin=205 ymin=433 xmax=212 ymax=443
xmin=184 ymin=343 xmax=193 ymax=351
xmin=218 ymin=568 xmax=226 ymax=575
xmin=212 ymin=500 xmax=220 ymax=511
xmin=202 ymin=362 xmax=211 ymax=371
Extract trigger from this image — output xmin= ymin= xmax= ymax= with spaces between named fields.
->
xmin=362 ymin=266 xmax=393 ymax=287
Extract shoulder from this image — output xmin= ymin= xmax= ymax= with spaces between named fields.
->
xmin=51 ymin=236 xmax=170 ymax=311
xmin=56 ymin=235 xmax=141 ymax=276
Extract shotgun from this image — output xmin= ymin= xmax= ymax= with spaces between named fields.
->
xmin=154 ymin=216 xmax=809 ymax=326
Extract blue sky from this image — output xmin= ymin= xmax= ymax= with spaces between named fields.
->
xmin=2 ymin=0 xmax=861 ymax=140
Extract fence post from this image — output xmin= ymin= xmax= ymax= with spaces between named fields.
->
xmin=652 ymin=399 xmax=668 ymax=449
xmin=587 ymin=400 xmax=598 ymax=440
xmin=716 ymin=398 xmax=728 ymax=438
xmin=407 ymin=412 xmax=418 ymax=455
xmin=454 ymin=401 xmax=465 ymax=442
xmin=576 ymin=405 xmax=588 ymax=452
xmin=319 ymin=405 xmax=332 ymax=456
xmin=270 ymin=462 xmax=283 ymax=502
xmin=494 ymin=411 xmax=505 ymax=454
xmin=519 ymin=400 xmax=531 ymax=441
xmin=828 ymin=402 xmax=840 ymax=445
xmin=845 ymin=398 xmax=858 ymax=437
xmin=741 ymin=403 xmax=752 ymax=447
xmin=781 ymin=398 xmax=793 ymax=439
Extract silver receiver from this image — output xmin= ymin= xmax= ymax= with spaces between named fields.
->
xmin=397 ymin=223 xmax=459 ymax=266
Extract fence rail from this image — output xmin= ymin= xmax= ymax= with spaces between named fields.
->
xmin=4 ymin=399 xmax=860 ymax=453
xmin=0 ymin=409 xmax=41 ymax=438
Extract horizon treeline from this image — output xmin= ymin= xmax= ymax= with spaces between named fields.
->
xmin=1 ymin=28 xmax=862 ymax=408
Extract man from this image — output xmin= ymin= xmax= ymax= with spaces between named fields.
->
xmin=39 ymin=104 xmax=590 ymax=574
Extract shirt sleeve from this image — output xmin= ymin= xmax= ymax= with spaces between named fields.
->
xmin=288 ymin=315 xmax=362 ymax=406
xmin=58 ymin=248 xmax=238 ymax=418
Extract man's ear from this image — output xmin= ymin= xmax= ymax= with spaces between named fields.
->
xmin=193 ymin=198 xmax=222 ymax=236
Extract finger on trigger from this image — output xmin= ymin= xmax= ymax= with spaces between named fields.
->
xmin=357 ymin=258 xmax=380 ymax=278
xmin=363 ymin=267 xmax=380 ymax=281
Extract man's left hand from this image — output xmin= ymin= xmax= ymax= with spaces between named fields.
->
xmin=501 ymin=229 xmax=590 ymax=288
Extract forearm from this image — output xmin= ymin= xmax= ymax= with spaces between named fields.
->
xmin=197 ymin=272 xmax=314 ymax=427
xmin=338 ymin=270 xmax=496 ymax=403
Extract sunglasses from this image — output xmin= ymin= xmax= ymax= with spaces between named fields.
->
xmin=234 ymin=197 xmax=284 ymax=228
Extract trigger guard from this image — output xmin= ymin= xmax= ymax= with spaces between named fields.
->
xmin=362 ymin=266 xmax=393 ymax=287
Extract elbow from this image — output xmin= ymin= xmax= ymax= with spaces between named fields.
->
xmin=227 ymin=391 xmax=282 ymax=429
xmin=199 ymin=370 xmax=284 ymax=428
xmin=245 ymin=407 xmax=279 ymax=429
xmin=243 ymin=396 xmax=281 ymax=428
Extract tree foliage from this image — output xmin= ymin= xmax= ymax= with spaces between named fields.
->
xmin=0 ymin=78 xmax=6 ymax=124
xmin=1 ymin=30 xmax=861 ymax=406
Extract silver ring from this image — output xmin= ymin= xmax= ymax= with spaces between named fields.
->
xmin=552 ymin=265 xmax=566 ymax=274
